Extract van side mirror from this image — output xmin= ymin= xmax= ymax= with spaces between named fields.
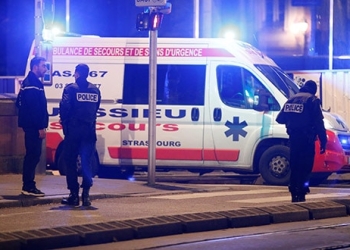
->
xmin=253 ymin=89 xmax=270 ymax=111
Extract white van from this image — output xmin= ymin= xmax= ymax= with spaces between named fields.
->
xmin=27 ymin=37 xmax=350 ymax=185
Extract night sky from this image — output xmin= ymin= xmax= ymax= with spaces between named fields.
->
xmin=0 ymin=0 xmax=197 ymax=76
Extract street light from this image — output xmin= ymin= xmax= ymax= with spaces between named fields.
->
xmin=291 ymin=21 xmax=308 ymax=35
xmin=291 ymin=21 xmax=309 ymax=55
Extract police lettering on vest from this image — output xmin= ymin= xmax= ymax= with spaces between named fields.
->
xmin=284 ymin=103 xmax=304 ymax=113
xmin=76 ymin=93 xmax=98 ymax=102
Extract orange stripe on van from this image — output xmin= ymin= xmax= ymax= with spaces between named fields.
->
xmin=108 ymin=147 xmax=239 ymax=161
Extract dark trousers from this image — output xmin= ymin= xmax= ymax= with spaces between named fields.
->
xmin=22 ymin=129 xmax=42 ymax=190
xmin=63 ymin=125 xmax=95 ymax=192
xmin=289 ymin=133 xmax=315 ymax=195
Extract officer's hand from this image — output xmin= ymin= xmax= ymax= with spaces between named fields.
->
xmin=320 ymin=144 xmax=326 ymax=154
xmin=39 ymin=129 xmax=46 ymax=139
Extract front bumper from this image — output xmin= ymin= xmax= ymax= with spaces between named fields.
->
xmin=312 ymin=130 xmax=348 ymax=173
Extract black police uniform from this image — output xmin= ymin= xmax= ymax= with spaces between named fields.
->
xmin=276 ymin=81 xmax=327 ymax=202
xmin=59 ymin=76 xmax=101 ymax=206
xmin=16 ymin=71 xmax=49 ymax=194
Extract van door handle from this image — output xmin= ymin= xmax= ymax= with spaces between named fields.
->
xmin=191 ymin=107 xmax=199 ymax=121
xmin=213 ymin=108 xmax=222 ymax=121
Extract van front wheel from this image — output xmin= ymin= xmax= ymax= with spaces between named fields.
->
xmin=259 ymin=145 xmax=290 ymax=186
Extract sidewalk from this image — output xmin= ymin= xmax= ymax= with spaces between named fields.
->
xmin=0 ymin=173 xmax=204 ymax=209
xmin=0 ymin=173 xmax=350 ymax=249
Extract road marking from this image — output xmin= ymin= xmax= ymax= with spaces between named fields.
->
xmin=150 ymin=189 xmax=283 ymax=200
xmin=231 ymin=193 xmax=350 ymax=203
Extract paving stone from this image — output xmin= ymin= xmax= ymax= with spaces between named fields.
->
xmin=10 ymin=227 xmax=80 ymax=249
xmin=122 ymin=216 xmax=183 ymax=239
xmin=332 ymin=199 xmax=350 ymax=215
xmin=70 ymin=221 xmax=134 ymax=245
xmin=296 ymin=201 xmax=347 ymax=220
xmin=218 ymin=208 xmax=270 ymax=228
xmin=0 ymin=232 xmax=21 ymax=250
xmin=172 ymin=212 xmax=229 ymax=233
xmin=257 ymin=204 xmax=310 ymax=223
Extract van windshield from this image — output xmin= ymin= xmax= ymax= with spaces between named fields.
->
xmin=255 ymin=65 xmax=299 ymax=98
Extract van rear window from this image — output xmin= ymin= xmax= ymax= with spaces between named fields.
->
xmin=123 ymin=64 xmax=205 ymax=105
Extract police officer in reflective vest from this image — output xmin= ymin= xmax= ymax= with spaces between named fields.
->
xmin=59 ymin=64 xmax=101 ymax=207
xmin=276 ymin=80 xmax=327 ymax=203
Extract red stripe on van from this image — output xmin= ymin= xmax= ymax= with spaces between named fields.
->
xmin=108 ymin=147 xmax=239 ymax=161
xmin=46 ymin=132 xmax=64 ymax=165
xmin=214 ymin=149 xmax=240 ymax=161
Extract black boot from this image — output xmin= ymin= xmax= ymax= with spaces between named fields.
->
xmin=82 ymin=188 xmax=91 ymax=207
xmin=61 ymin=191 xmax=79 ymax=207
xmin=291 ymin=193 xmax=306 ymax=203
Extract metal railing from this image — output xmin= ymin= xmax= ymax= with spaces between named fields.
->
xmin=0 ymin=76 xmax=24 ymax=94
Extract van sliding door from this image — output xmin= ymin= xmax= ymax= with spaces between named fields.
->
xmin=119 ymin=64 xmax=206 ymax=167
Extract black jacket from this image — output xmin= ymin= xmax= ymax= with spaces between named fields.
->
xmin=276 ymin=90 xmax=327 ymax=147
xmin=16 ymin=71 xmax=49 ymax=130
xmin=59 ymin=78 xmax=101 ymax=127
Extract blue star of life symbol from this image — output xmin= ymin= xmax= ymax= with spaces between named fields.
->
xmin=224 ymin=116 xmax=248 ymax=141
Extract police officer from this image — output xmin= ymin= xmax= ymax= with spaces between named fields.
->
xmin=59 ymin=64 xmax=101 ymax=206
xmin=276 ymin=80 xmax=327 ymax=203
xmin=16 ymin=56 xmax=48 ymax=197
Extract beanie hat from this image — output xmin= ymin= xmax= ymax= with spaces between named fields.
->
xmin=300 ymin=80 xmax=317 ymax=95
xmin=75 ymin=64 xmax=89 ymax=79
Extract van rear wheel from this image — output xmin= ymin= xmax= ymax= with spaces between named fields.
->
xmin=259 ymin=145 xmax=290 ymax=186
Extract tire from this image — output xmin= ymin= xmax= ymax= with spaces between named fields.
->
xmin=55 ymin=141 xmax=99 ymax=177
xmin=259 ymin=145 xmax=290 ymax=186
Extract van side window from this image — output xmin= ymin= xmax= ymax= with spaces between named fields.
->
xmin=217 ymin=65 xmax=279 ymax=110
xmin=242 ymin=69 xmax=280 ymax=111
xmin=123 ymin=64 xmax=205 ymax=105
xmin=217 ymin=66 xmax=245 ymax=108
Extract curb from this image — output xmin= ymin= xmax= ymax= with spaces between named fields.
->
xmin=1 ymin=199 xmax=350 ymax=249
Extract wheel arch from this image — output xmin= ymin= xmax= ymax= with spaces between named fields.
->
xmin=253 ymin=138 xmax=289 ymax=173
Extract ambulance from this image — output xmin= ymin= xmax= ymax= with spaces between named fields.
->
xmin=26 ymin=37 xmax=350 ymax=185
